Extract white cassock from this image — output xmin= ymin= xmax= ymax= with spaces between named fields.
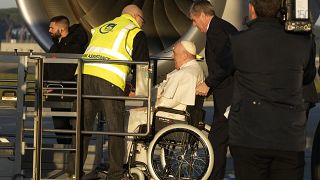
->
xmin=124 ymin=60 xmax=204 ymax=162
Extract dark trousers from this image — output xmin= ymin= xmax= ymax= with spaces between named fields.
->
xmin=47 ymin=85 xmax=76 ymax=144
xmin=68 ymin=75 xmax=125 ymax=180
xmin=208 ymin=81 xmax=233 ymax=180
xmin=208 ymin=113 xmax=229 ymax=180
xmin=229 ymin=145 xmax=305 ymax=180
xmin=52 ymin=109 xmax=72 ymax=144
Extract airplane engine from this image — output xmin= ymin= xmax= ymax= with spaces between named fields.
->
xmin=14 ymin=1 xmax=320 ymax=180
xmin=16 ymin=0 xmax=248 ymax=81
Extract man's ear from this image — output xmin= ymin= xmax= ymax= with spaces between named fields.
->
xmin=183 ymin=53 xmax=188 ymax=61
xmin=249 ymin=2 xmax=257 ymax=20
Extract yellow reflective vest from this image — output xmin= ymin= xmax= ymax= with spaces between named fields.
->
xmin=79 ymin=14 xmax=142 ymax=91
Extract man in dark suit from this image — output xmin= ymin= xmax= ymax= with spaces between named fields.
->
xmin=189 ymin=1 xmax=238 ymax=179
xmin=228 ymin=0 xmax=316 ymax=180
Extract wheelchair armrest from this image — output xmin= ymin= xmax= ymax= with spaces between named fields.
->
xmin=153 ymin=107 xmax=190 ymax=132
xmin=155 ymin=106 xmax=188 ymax=116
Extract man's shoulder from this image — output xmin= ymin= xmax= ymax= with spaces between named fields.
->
xmin=210 ymin=17 xmax=238 ymax=33
xmin=217 ymin=17 xmax=235 ymax=27
xmin=68 ymin=24 xmax=88 ymax=39
xmin=233 ymin=24 xmax=312 ymax=42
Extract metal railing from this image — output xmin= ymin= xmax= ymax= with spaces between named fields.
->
xmin=30 ymin=55 xmax=154 ymax=179
xmin=0 ymin=53 xmax=181 ymax=179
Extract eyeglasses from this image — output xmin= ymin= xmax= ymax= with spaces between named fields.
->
xmin=137 ymin=15 xmax=146 ymax=24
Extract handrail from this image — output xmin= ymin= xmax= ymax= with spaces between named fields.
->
xmin=0 ymin=54 xmax=156 ymax=179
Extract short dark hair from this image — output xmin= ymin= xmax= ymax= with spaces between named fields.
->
xmin=50 ymin=15 xmax=70 ymax=27
xmin=189 ymin=0 xmax=215 ymax=17
xmin=250 ymin=0 xmax=282 ymax=17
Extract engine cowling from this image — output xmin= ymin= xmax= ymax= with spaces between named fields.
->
xmin=16 ymin=0 xmax=247 ymax=81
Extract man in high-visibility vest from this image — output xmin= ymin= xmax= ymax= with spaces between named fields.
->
xmin=67 ymin=4 xmax=149 ymax=180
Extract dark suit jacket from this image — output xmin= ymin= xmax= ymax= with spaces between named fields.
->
xmin=229 ymin=18 xmax=316 ymax=151
xmin=205 ymin=16 xmax=238 ymax=121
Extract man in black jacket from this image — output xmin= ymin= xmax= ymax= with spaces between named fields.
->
xmin=48 ymin=16 xmax=88 ymax=54
xmin=228 ymin=0 xmax=316 ymax=180
xmin=189 ymin=1 xmax=238 ymax=179
xmin=45 ymin=15 xmax=88 ymax=144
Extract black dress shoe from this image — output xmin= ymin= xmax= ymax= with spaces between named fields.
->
xmin=81 ymin=170 xmax=100 ymax=180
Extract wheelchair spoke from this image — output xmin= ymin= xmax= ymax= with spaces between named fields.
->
xmin=150 ymin=127 xmax=212 ymax=179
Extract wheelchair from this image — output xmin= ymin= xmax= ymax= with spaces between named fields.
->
xmin=39 ymin=59 xmax=213 ymax=179
xmin=125 ymin=105 xmax=214 ymax=180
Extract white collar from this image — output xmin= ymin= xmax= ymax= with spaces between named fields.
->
xmin=180 ymin=59 xmax=197 ymax=69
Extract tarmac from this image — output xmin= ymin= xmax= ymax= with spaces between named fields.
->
xmin=0 ymin=100 xmax=319 ymax=179
xmin=201 ymin=102 xmax=320 ymax=180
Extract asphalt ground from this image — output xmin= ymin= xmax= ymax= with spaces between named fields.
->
xmin=0 ymin=101 xmax=319 ymax=179
xmin=201 ymin=101 xmax=320 ymax=180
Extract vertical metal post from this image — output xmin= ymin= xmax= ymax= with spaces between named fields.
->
xmin=33 ymin=57 xmax=43 ymax=180
xmin=75 ymin=58 xmax=83 ymax=179
xmin=14 ymin=56 xmax=28 ymax=177
xmin=94 ymin=112 xmax=104 ymax=167
xmin=152 ymin=59 xmax=157 ymax=86
xmin=146 ymin=60 xmax=154 ymax=131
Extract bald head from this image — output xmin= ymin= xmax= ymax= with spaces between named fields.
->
xmin=122 ymin=4 xmax=142 ymax=16
xmin=122 ymin=5 xmax=145 ymax=27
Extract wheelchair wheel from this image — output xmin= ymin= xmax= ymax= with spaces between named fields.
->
xmin=148 ymin=124 xmax=214 ymax=180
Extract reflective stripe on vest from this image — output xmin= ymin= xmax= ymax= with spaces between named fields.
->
xmin=81 ymin=64 xmax=127 ymax=90
xmin=85 ymin=46 xmax=130 ymax=60
xmin=112 ymin=24 xmax=135 ymax=53
xmin=86 ymin=63 xmax=127 ymax=82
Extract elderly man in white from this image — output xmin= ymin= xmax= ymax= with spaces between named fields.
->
xmin=125 ymin=41 xmax=205 ymax=162
xmin=154 ymin=40 xmax=205 ymax=119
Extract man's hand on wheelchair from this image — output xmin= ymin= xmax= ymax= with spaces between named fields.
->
xmin=45 ymin=89 xmax=54 ymax=93
xmin=128 ymin=91 xmax=135 ymax=97
xmin=196 ymin=82 xmax=210 ymax=96
xmin=125 ymin=83 xmax=136 ymax=96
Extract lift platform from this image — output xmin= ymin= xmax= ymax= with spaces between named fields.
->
xmin=0 ymin=53 xmax=153 ymax=179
